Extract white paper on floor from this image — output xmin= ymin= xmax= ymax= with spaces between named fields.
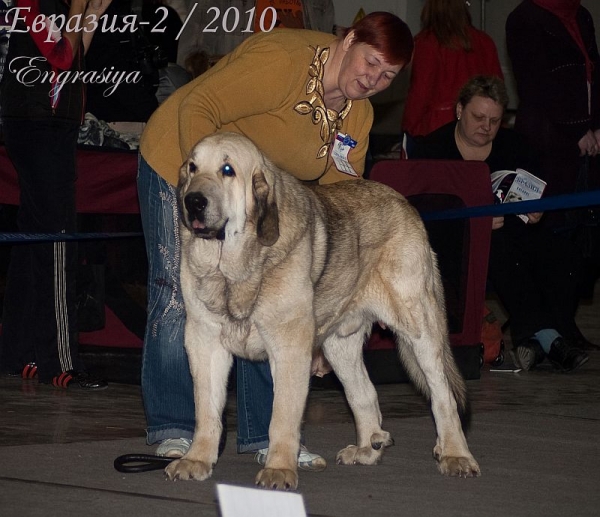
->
xmin=217 ymin=483 xmax=307 ymax=517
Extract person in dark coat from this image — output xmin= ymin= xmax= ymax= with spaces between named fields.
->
xmin=506 ymin=0 xmax=600 ymax=303
xmin=506 ymin=0 xmax=600 ymax=206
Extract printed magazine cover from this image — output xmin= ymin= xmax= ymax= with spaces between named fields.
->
xmin=490 ymin=168 xmax=547 ymax=223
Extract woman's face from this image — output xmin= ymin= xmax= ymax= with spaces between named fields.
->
xmin=337 ymin=35 xmax=404 ymax=100
xmin=456 ymin=95 xmax=504 ymax=147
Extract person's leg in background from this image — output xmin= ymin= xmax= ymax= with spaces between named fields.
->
xmin=532 ymin=227 xmax=582 ymax=339
xmin=0 ymin=119 xmax=103 ymax=388
xmin=236 ymin=358 xmax=272 ymax=453
xmin=489 ymin=225 xmax=588 ymax=371
xmin=530 ymin=226 xmax=589 ymax=370
xmin=488 ymin=227 xmax=551 ymax=346
xmin=0 ymin=119 xmax=52 ymax=378
xmin=0 ymin=236 xmax=35 ymax=376
xmin=137 ymin=156 xmax=195 ymax=453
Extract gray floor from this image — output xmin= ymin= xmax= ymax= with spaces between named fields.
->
xmin=1 ymin=284 xmax=599 ymax=517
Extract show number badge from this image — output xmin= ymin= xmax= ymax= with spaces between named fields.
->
xmin=331 ymin=133 xmax=358 ymax=177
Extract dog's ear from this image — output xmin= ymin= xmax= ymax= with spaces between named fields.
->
xmin=176 ymin=160 xmax=190 ymax=220
xmin=252 ymin=169 xmax=279 ymax=246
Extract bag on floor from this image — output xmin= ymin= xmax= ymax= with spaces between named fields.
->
xmin=481 ymin=305 xmax=504 ymax=367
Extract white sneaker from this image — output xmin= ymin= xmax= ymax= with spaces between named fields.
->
xmin=155 ymin=438 xmax=192 ymax=458
xmin=255 ymin=444 xmax=327 ymax=472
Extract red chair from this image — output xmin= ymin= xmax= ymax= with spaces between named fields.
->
xmin=364 ymin=159 xmax=494 ymax=381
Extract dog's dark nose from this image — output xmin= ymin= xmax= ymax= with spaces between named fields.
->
xmin=184 ymin=193 xmax=208 ymax=218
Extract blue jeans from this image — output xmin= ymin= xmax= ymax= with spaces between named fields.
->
xmin=137 ymin=155 xmax=273 ymax=451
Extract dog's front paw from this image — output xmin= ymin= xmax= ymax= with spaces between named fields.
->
xmin=437 ymin=455 xmax=481 ymax=478
xmin=165 ymin=458 xmax=214 ymax=481
xmin=336 ymin=431 xmax=393 ymax=466
xmin=336 ymin=444 xmax=383 ymax=465
xmin=255 ymin=468 xmax=298 ymax=490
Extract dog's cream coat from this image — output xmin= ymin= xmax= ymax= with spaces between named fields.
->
xmin=165 ymin=132 xmax=480 ymax=489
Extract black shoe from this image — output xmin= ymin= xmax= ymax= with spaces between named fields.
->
xmin=547 ymin=337 xmax=589 ymax=373
xmin=52 ymin=370 xmax=108 ymax=390
xmin=512 ymin=339 xmax=546 ymax=371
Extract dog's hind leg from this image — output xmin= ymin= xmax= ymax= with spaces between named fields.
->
xmin=322 ymin=325 xmax=394 ymax=466
xmin=165 ymin=319 xmax=233 ymax=481
xmin=388 ymin=289 xmax=481 ymax=478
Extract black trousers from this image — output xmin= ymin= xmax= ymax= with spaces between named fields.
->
xmin=0 ymin=118 xmax=82 ymax=382
xmin=487 ymin=218 xmax=581 ymax=347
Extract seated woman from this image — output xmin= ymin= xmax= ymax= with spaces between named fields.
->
xmin=412 ymin=75 xmax=589 ymax=372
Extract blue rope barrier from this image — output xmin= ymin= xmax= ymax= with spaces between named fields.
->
xmin=421 ymin=190 xmax=600 ymax=221
xmin=0 ymin=232 xmax=143 ymax=244
xmin=0 ymin=190 xmax=598 ymax=244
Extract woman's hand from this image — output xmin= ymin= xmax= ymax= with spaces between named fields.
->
xmin=82 ymin=0 xmax=112 ymax=53
xmin=526 ymin=212 xmax=543 ymax=224
xmin=87 ymin=0 xmax=112 ymax=16
xmin=578 ymin=130 xmax=599 ymax=156
xmin=492 ymin=216 xmax=504 ymax=230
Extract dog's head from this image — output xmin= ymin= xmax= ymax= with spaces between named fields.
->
xmin=178 ymin=132 xmax=280 ymax=246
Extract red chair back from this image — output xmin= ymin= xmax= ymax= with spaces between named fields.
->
xmin=367 ymin=159 xmax=494 ymax=349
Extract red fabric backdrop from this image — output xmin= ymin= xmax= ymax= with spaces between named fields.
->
xmin=0 ymin=145 xmax=140 ymax=214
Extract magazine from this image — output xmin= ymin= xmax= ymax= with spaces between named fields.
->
xmin=490 ymin=168 xmax=547 ymax=223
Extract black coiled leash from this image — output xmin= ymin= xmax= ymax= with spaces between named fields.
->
xmin=114 ymin=454 xmax=175 ymax=473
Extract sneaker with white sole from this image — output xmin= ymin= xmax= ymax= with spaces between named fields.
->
xmin=512 ymin=339 xmax=545 ymax=371
xmin=255 ymin=444 xmax=327 ymax=472
xmin=156 ymin=438 xmax=192 ymax=458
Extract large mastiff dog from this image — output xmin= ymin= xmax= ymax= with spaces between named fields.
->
xmin=166 ymin=132 xmax=480 ymax=489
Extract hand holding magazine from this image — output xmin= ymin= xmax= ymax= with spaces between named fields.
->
xmin=490 ymin=168 xmax=547 ymax=223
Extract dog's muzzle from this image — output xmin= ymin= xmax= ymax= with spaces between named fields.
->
xmin=184 ymin=192 xmax=226 ymax=240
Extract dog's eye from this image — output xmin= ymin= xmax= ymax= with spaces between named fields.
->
xmin=189 ymin=162 xmax=197 ymax=174
xmin=221 ymin=164 xmax=235 ymax=177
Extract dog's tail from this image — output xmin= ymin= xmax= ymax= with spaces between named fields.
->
xmin=441 ymin=338 xmax=466 ymax=408
xmin=443 ymin=343 xmax=471 ymax=427
xmin=395 ymin=332 xmax=471 ymax=429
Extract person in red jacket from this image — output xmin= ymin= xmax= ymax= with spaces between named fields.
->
xmin=401 ymin=0 xmax=503 ymax=138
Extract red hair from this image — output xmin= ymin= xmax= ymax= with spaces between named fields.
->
xmin=344 ymin=12 xmax=414 ymax=66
